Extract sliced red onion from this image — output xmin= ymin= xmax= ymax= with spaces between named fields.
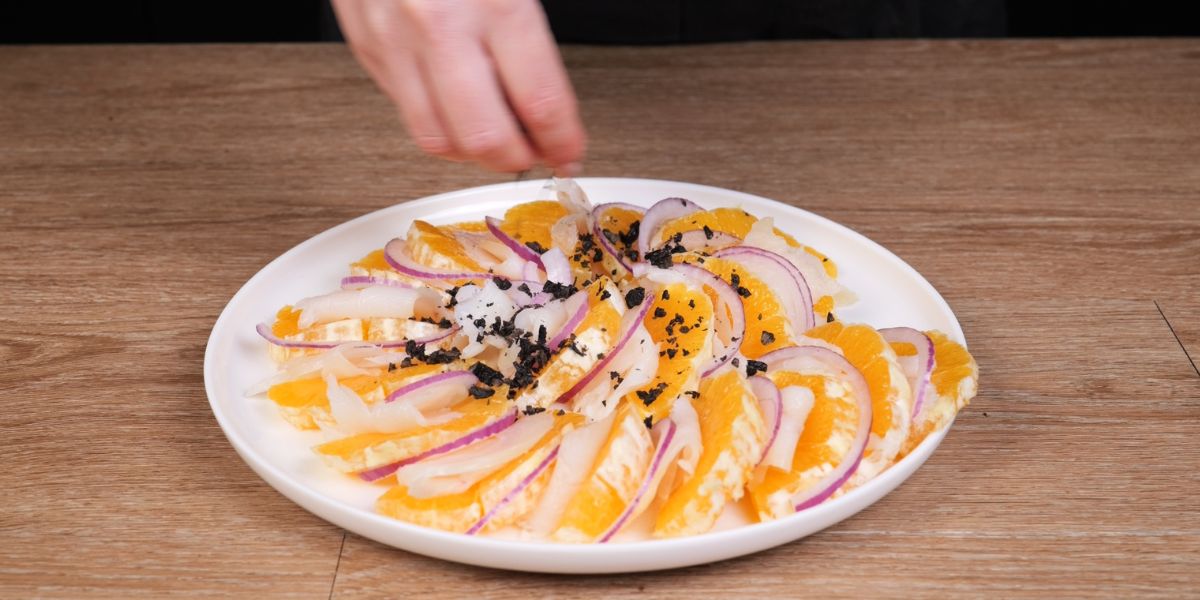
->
xmin=556 ymin=294 xmax=654 ymax=403
xmin=546 ymin=293 xmax=589 ymax=350
xmin=670 ymin=263 xmax=745 ymax=376
xmin=598 ymin=419 xmax=677 ymax=542
xmin=255 ymin=322 xmax=457 ymax=350
xmin=541 ymin=247 xmax=574 ymax=286
xmin=384 ymin=370 xmax=477 ymax=404
xmin=485 ymin=216 xmax=544 ymax=267
xmin=758 ymin=345 xmax=872 ymax=511
xmin=357 ymin=408 xmax=519 ymax=482
xmin=879 ymin=327 xmax=935 ymax=420
xmin=715 ymin=246 xmax=815 ymax=333
xmin=384 ymin=237 xmax=501 ymax=282
xmin=466 ymin=445 xmax=560 ymax=535
xmin=636 ymin=197 xmax=702 ymax=257
xmin=592 ymin=202 xmax=644 ymax=272
xmin=747 ymin=376 xmax=782 ymax=466
xmin=340 ymin=276 xmax=412 ymax=290
xmin=675 ymin=229 xmax=742 ymax=253
xmin=521 ymin=260 xmax=542 ymax=282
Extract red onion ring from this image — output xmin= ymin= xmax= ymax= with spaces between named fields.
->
xmin=557 ymin=295 xmax=654 ymax=403
xmin=670 ymin=263 xmax=745 ymax=376
xmin=592 ymin=202 xmax=644 ymax=272
xmin=254 ymin=322 xmax=458 ymax=350
xmin=485 ymin=216 xmax=544 ymax=267
xmin=879 ymin=327 xmax=935 ymax=420
xmin=546 ymin=294 xmax=590 ymax=350
xmin=384 ymin=237 xmax=502 ymax=282
xmin=383 ymin=370 xmax=477 ymax=404
xmin=637 ymin=197 xmax=702 ymax=257
xmin=758 ymin=345 xmax=872 ymax=511
xmin=357 ymin=408 xmax=519 ymax=482
xmin=714 ymin=246 xmax=815 ymax=333
xmin=339 ymin=276 xmax=412 ymax=290
xmin=466 ymin=445 xmax=560 ymax=535
xmin=747 ymin=376 xmax=782 ymax=466
xmin=598 ymin=419 xmax=677 ymax=542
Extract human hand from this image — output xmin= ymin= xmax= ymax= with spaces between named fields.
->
xmin=332 ymin=0 xmax=587 ymax=174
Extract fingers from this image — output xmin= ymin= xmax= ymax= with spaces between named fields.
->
xmin=484 ymin=0 xmax=587 ymax=173
xmin=331 ymin=0 xmax=583 ymax=173
xmin=418 ymin=30 xmax=538 ymax=172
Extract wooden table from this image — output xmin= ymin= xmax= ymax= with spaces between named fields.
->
xmin=2 ymin=40 xmax=1198 ymax=598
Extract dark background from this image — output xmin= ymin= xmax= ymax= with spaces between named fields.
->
xmin=1 ymin=0 xmax=1197 ymax=44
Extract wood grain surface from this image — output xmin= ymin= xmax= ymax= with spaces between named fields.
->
xmin=2 ymin=40 xmax=1198 ymax=599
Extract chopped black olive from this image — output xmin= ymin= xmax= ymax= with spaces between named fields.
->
xmin=468 ymin=384 xmax=495 ymax=399
xmin=523 ymin=405 xmax=546 ymax=416
xmin=685 ymin=390 xmax=700 ymax=399
xmin=470 ymin=362 xmax=505 ymax=386
xmin=666 ymin=348 xmax=677 ymax=359
xmin=746 ymin=359 xmax=768 ymax=377
xmin=736 ymin=286 xmax=752 ymax=298
xmin=600 ymin=288 xmax=612 ymax=301
xmin=643 ymin=245 xmax=675 ymax=269
xmin=618 ymin=220 xmax=640 ymax=247
xmin=525 ymin=241 xmax=548 ymax=254
xmin=473 ymin=318 xmax=487 ymax=329
xmin=760 ymin=331 xmax=776 ymax=345
xmin=541 ymin=280 xmax=577 ymax=299
xmin=729 ymin=273 xmax=741 ymax=287
xmin=643 ymin=415 xmax=654 ymax=429
xmin=827 ymin=312 xmax=836 ymax=323
xmin=492 ymin=277 xmax=512 ymax=290
xmin=688 ymin=299 xmax=696 ymax=309
xmin=653 ymin=307 xmax=667 ymax=319
xmin=661 ymin=289 xmax=670 ymax=300
xmin=445 ymin=286 xmax=460 ymax=308
xmin=702 ymin=225 xmax=714 ymax=240
xmin=731 ymin=357 xmax=741 ymax=367
xmin=387 ymin=362 xmax=397 ymax=372
xmin=624 ymin=286 xmax=646 ymax=309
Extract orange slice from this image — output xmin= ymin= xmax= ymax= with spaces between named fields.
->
xmin=314 ymin=399 xmax=511 ymax=475
xmin=267 ymin=363 xmax=445 ymax=429
xmin=804 ymin=322 xmax=911 ymax=482
xmin=552 ymin=405 xmax=655 ymax=542
xmin=685 ymin=255 xmax=792 ymax=358
xmin=902 ymin=331 xmax=978 ymax=454
xmin=748 ymin=370 xmax=862 ymax=520
xmin=515 ymin=282 xmax=622 ymax=411
xmin=406 ymin=220 xmax=487 ymax=273
xmin=627 ymin=281 xmax=713 ymax=424
xmin=654 ymin=368 xmax=766 ymax=537
xmin=376 ymin=413 xmax=583 ymax=533
xmin=497 ymin=200 xmax=570 ymax=252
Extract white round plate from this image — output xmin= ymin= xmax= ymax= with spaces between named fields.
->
xmin=205 ymin=178 xmax=966 ymax=574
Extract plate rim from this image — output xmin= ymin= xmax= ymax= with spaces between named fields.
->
xmin=203 ymin=177 xmax=964 ymax=573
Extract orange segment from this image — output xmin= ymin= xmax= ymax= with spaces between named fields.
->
xmin=654 ymin=368 xmax=766 ymax=537
xmin=267 ymin=363 xmax=445 ymax=429
xmin=314 ymin=400 xmax=510 ymax=474
xmin=902 ymin=331 xmax=978 ymax=454
xmin=406 ymin=220 xmax=486 ymax=273
xmin=628 ymin=282 xmax=713 ymax=423
xmin=687 ymin=255 xmax=792 ymax=358
xmin=658 ymin=208 xmax=838 ymax=278
xmin=804 ymin=322 xmax=911 ymax=482
xmin=444 ymin=220 xmax=489 ymax=234
xmin=516 ymin=283 xmax=622 ymax=411
xmin=748 ymin=371 xmax=862 ymax=520
xmin=377 ymin=413 xmax=583 ymax=533
xmin=498 ymin=200 xmax=570 ymax=251
xmin=552 ymin=406 xmax=654 ymax=542
xmin=351 ymin=249 xmax=393 ymax=273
